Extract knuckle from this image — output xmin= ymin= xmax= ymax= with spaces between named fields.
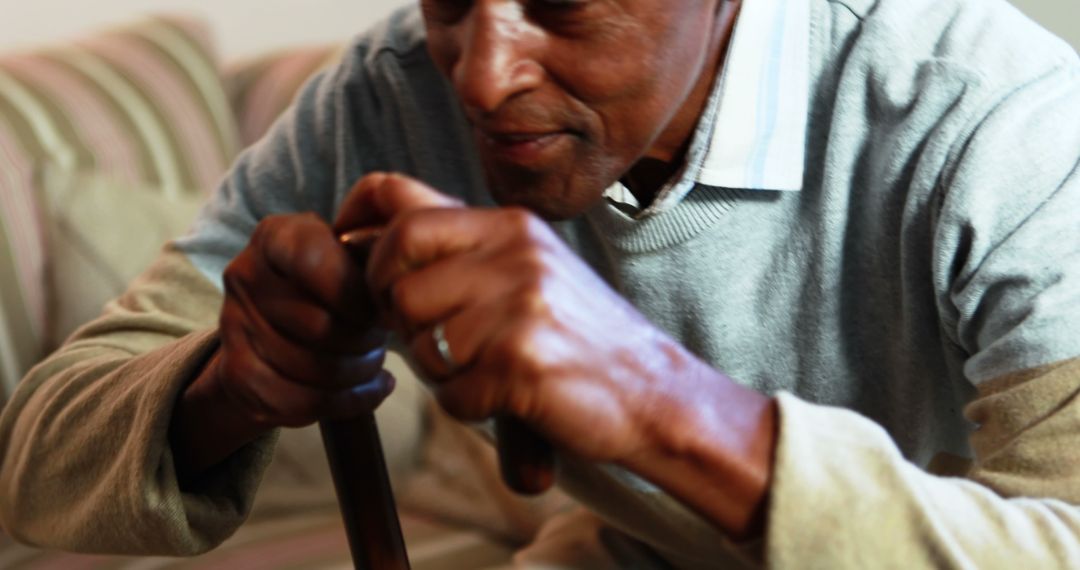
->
xmin=498 ymin=323 xmax=548 ymax=381
xmin=257 ymin=213 xmax=330 ymax=273
xmin=394 ymin=211 xmax=427 ymax=247
xmin=505 ymin=207 xmax=553 ymax=246
xmin=222 ymin=256 xmax=255 ymax=296
xmin=289 ymin=309 xmax=333 ymax=343
xmin=503 ymin=207 xmax=536 ymax=233
xmin=222 ymin=265 xmax=241 ymax=291
xmin=386 ymin=210 xmax=437 ymax=269
xmin=518 ymin=248 xmax=554 ymax=290
xmin=253 ymin=214 xmax=295 ymax=249
xmin=253 ymin=214 xmax=283 ymax=238
xmin=293 ymin=240 xmax=329 ymax=276
xmin=517 ymin=282 xmax=551 ymax=319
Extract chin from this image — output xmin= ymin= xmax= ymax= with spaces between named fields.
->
xmin=488 ymin=177 xmax=601 ymax=221
xmin=483 ymin=161 xmax=613 ymax=222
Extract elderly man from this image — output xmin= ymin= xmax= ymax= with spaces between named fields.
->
xmin=2 ymin=0 xmax=1079 ymax=567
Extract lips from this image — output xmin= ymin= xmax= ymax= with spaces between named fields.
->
xmin=475 ymin=127 xmax=574 ymax=167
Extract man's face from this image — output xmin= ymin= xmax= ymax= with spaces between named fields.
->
xmin=422 ymin=0 xmax=727 ymax=220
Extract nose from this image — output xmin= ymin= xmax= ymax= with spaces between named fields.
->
xmin=451 ymin=2 xmax=544 ymax=114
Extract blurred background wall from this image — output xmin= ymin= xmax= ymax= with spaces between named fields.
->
xmin=0 ymin=0 xmax=1075 ymax=60
xmin=0 ymin=0 xmax=411 ymax=59
xmin=1011 ymin=0 xmax=1080 ymax=49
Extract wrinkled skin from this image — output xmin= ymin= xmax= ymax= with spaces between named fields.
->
xmin=351 ymin=173 xmax=774 ymax=538
xmin=173 ymin=0 xmax=773 ymax=539
xmin=423 ymin=0 xmax=735 ymax=219
xmin=213 ymin=213 xmax=392 ymax=428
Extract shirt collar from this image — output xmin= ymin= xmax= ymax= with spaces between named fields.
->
xmin=603 ymin=0 xmax=811 ymax=215
xmin=699 ymin=0 xmax=810 ymax=192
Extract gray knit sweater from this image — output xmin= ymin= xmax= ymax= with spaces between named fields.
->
xmin=3 ymin=0 xmax=1079 ymax=567
xmin=185 ymin=0 xmax=1080 ymax=463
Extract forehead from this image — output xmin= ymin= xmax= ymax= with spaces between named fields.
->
xmin=419 ymin=0 xmax=714 ymax=45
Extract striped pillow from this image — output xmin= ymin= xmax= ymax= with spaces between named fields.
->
xmin=225 ymin=45 xmax=343 ymax=147
xmin=0 ymin=15 xmax=241 ymax=398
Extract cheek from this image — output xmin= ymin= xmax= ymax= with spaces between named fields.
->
xmin=543 ymin=27 xmax=704 ymax=147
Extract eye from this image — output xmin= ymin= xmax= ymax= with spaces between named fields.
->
xmin=527 ymin=0 xmax=598 ymax=30
xmin=536 ymin=0 xmax=588 ymax=6
xmin=531 ymin=0 xmax=590 ymax=12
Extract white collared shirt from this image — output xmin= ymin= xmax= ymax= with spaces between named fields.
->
xmin=605 ymin=0 xmax=811 ymax=217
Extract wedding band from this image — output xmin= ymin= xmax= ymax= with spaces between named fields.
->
xmin=432 ymin=322 xmax=458 ymax=372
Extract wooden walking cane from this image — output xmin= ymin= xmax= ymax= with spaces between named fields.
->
xmin=320 ymin=416 xmax=410 ymax=570
xmin=320 ymin=232 xmax=410 ymax=570
xmin=323 ymin=229 xmax=559 ymax=570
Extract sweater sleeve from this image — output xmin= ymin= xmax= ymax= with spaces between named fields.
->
xmin=0 ymin=246 xmax=279 ymax=555
xmin=767 ymin=359 xmax=1080 ymax=568
xmin=765 ymin=58 xmax=1080 ymax=570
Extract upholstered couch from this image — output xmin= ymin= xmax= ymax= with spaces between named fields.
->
xmin=0 ymin=15 xmax=540 ymax=568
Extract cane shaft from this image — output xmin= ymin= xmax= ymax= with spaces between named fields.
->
xmin=495 ymin=416 xmax=556 ymax=495
xmin=320 ymin=415 xmax=410 ymax=570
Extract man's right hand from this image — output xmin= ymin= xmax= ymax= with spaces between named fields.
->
xmin=171 ymin=212 xmax=392 ymax=480
xmin=215 ymin=213 xmax=392 ymax=427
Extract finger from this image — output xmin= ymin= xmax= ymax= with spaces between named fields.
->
xmin=407 ymin=297 xmax=512 ymax=379
xmin=220 ymin=324 xmax=395 ymax=426
xmin=224 ymin=297 xmax=387 ymax=391
xmin=226 ymin=242 xmax=381 ymax=354
xmin=333 ymin=172 xmax=463 ymax=234
xmin=387 ymin=240 xmax=552 ymax=331
xmin=218 ymin=320 xmax=351 ymax=427
xmin=318 ymin=369 xmax=397 ymax=421
xmin=251 ymin=279 xmax=387 ymax=354
xmin=430 ymin=318 xmax=558 ymax=423
xmin=432 ymin=366 xmax=506 ymax=423
xmin=368 ymin=208 xmax=524 ymax=297
xmin=252 ymin=214 xmax=372 ymax=324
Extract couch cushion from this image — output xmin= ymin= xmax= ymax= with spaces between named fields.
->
xmin=0 ymin=16 xmax=241 ymax=397
xmin=0 ymin=16 xmax=240 ymax=189
xmin=41 ymin=168 xmax=205 ymax=348
xmin=225 ymin=45 xmax=342 ymax=147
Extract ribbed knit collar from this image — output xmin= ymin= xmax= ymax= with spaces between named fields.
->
xmin=586 ymin=186 xmax=749 ymax=253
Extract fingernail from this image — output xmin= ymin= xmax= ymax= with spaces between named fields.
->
xmin=340 ymin=228 xmax=382 ymax=251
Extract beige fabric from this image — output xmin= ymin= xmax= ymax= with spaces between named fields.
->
xmin=250 ymin=351 xmax=429 ymax=520
xmin=398 ymin=398 xmax=574 ymax=545
xmin=506 ymin=508 xmax=621 ymax=570
xmin=0 ymin=245 xmax=438 ymax=555
xmin=0 ymin=246 xmax=272 ymax=555
xmin=966 ymin=359 xmax=1080 ymax=503
xmin=767 ymin=359 xmax=1080 ymax=569
xmin=42 ymin=169 xmax=205 ymax=351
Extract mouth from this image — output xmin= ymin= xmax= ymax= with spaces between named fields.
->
xmin=475 ymin=128 xmax=577 ymax=168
